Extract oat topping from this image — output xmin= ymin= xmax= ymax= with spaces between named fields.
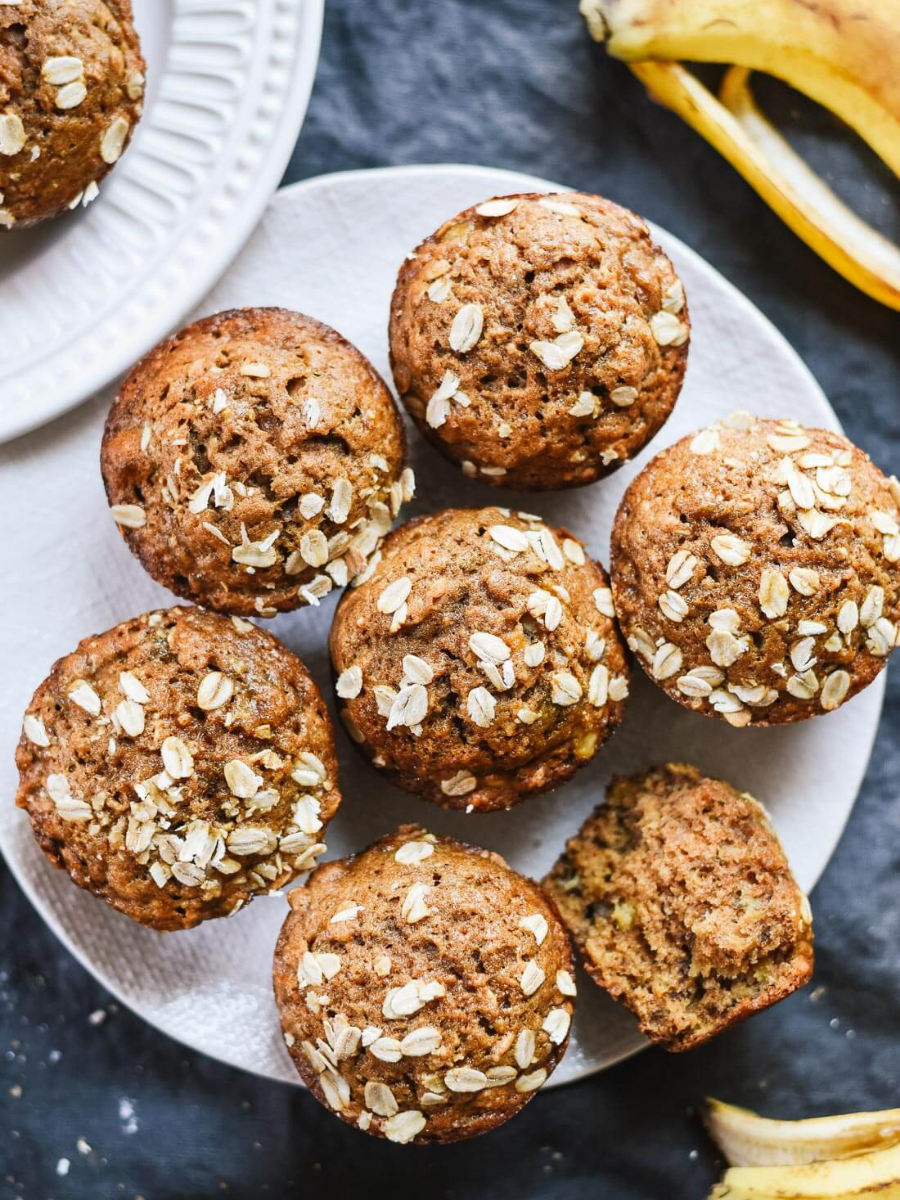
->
xmin=612 ymin=418 xmax=899 ymax=724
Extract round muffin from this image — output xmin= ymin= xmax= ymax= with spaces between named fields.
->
xmin=610 ymin=414 xmax=900 ymax=726
xmin=0 ymin=0 xmax=145 ymax=230
xmin=15 ymin=606 xmax=341 ymax=930
xmin=543 ymin=764 xmax=813 ymax=1051
xmin=101 ymin=308 xmax=412 ymax=617
xmin=273 ymin=826 xmax=577 ymax=1144
xmin=389 ymin=191 xmax=688 ymax=490
xmin=329 ymin=506 xmax=630 ymax=812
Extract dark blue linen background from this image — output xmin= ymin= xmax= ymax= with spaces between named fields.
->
xmin=2 ymin=1 xmax=898 ymax=1196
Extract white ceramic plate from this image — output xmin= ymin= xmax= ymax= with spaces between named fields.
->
xmin=0 ymin=0 xmax=324 ymax=444
xmin=0 ymin=165 xmax=885 ymax=1091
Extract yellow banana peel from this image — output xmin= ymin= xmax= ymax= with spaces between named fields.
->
xmin=709 ymin=1142 xmax=900 ymax=1198
xmin=704 ymin=1098 xmax=900 ymax=1168
xmin=579 ymin=0 xmax=900 ymax=310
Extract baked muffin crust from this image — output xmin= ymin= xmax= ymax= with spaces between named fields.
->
xmin=389 ymin=192 xmax=688 ymax=489
xmin=329 ymin=506 xmax=629 ymax=811
xmin=543 ymin=764 xmax=814 ymax=1051
xmin=15 ymin=606 xmax=341 ymax=930
xmin=273 ymin=826 xmax=577 ymax=1143
xmin=610 ymin=415 xmax=900 ymax=725
xmin=101 ymin=308 xmax=412 ymax=617
xmin=0 ymin=0 xmax=144 ymax=229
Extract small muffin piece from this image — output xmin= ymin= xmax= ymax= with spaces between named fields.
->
xmin=610 ymin=415 xmax=900 ymax=726
xmin=273 ymin=826 xmax=577 ymax=1143
xmin=15 ymin=607 xmax=341 ymax=930
xmin=389 ymin=192 xmax=688 ymax=490
xmin=0 ymin=0 xmax=145 ymax=230
xmin=329 ymin=507 xmax=629 ymax=812
xmin=544 ymin=764 xmax=813 ymax=1051
xmin=101 ymin=308 xmax=411 ymax=618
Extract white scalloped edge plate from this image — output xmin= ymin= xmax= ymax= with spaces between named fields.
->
xmin=0 ymin=0 xmax=324 ymax=444
xmin=0 ymin=165 xmax=885 ymax=1093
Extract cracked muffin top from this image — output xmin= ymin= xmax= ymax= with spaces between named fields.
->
xmin=610 ymin=414 xmax=900 ymax=726
xmin=329 ymin=506 xmax=629 ymax=812
xmin=0 ymin=0 xmax=144 ymax=229
xmin=389 ymin=191 xmax=688 ymax=490
xmin=101 ymin=308 xmax=412 ymax=617
xmin=15 ymin=606 xmax=341 ymax=930
xmin=543 ymin=763 xmax=813 ymax=1051
xmin=273 ymin=826 xmax=577 ymax=1144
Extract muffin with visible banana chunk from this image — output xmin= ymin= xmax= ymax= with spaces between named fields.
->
xmin=15 ymin=606 xmax=341 ymax=930
xmin=544 ymin=764 xmax=814 ymax=1051
xmin=610 ymin=415 xmax=900 ymax=725
xmin=101 ymin=308 xmax=412 ymax=617
xmin=389 ymin=191 xmax=688 ymax=489
xmin=329 ymin=506 xmax=629 ymax=812
xmin=0 ymin=0 xmax=145 ymax=230
xmin=273 ymin=826 xmax=577 ymax=1143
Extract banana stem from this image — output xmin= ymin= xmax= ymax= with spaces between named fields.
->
xmin=630 ymin=61 xmax=900 ymax=310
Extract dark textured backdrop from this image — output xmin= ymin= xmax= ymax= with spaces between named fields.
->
xmin=2 ymin=1 xmax=899 ymax=1196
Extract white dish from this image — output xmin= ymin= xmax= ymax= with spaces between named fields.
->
xmin=0 ymin=164 xmax=884 ymax=1091
xmin=0 ymin=0 xmax=324 ymax=444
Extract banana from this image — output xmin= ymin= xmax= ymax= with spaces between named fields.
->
xmin=579 ymin=0 xmax=900 ymax=309
xmin=707 ymin=1142 xmax=900 ymax=1198
xmin=704 ymin=1098 xmax=900 ymax=1168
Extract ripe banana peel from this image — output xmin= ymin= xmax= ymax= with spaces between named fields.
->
xmin=579 ymin=0 xmax=900 ymax=309
xmin=704 ymin=1098 xmax=900 ymax=1167
xmin=709 ymin=1143 xmax=900 ymax=1199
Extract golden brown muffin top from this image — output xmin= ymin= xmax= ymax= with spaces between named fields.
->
xmin=15 ymin=606 xmax=341 ymax=930
xmin=0 ymin=0 xmax=144 ymax=228
xmin=389 ymin=192 xmax=688 ymax=489
xmin=273 ymin=826 xmax=577 ymax=1143
xmin=611 ymin=415 xmax=900 ymax=726
xmin=329 ymin=506 xmax=629 ymax=811
xmin=101 ymin=308 xmax=412 ymax=617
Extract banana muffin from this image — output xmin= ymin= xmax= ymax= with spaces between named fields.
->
xmin=389 ymin=191 xmax=688 ymax=490
xmin=329 ymin=506 xmax=629 ymax=812
xmin=101 ymin=308 xmax=412 ymax=618
xmin=273 ymin=826 xmax=577 ymax=1143
xmin=543 ymin=764 xmax=813 ymax=1051
xmin=610 ymin=414 xmax=900 ymax=726
xmin=0 ymin=0 xmax=145 ymax=230
xmin=15 ymin=606 xmax=341 ymax=930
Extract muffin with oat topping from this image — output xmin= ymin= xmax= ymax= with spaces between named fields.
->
xmin=610 ymin=415 xmax=900 ymax=726
xmin=15 ymin=606 xmax=341 ymax=930
xmin=543 ymin=764 xmax=813 ymax=1051
xmin=0 ymin=0 xmax=144 ymax=230
xmin=389 ymin=192 xmax=688 ymax=490
xmin=273 ymin=825 xmax=577 ymax=1143
xmin=101 ymin=308 xmax=411 ymax=618
xmin=329 ymin=506 xmax=629 ymax=812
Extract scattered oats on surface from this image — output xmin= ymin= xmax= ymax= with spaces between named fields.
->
xmin=475 ymin=197 xmax=520 ymax=217
xmin=336 ymin=665 xmax=363 ymax=700
xmin=395 ymin=840 xmax=434 ymax=865
xmin=520 ymin=959 xmax=545 ymax=996
xmin=110 ymin=503 xmax=146 ymax=528
xmin=449 ymin=303 xmax=484 ymax=353
xmin=440 ymin=770 xmax=477 ymax=797
xmin=529 ymin=330 xmax=583 ymax=370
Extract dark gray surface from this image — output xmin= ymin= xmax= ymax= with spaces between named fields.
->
xmin=2 ymin=0 xmax=899 ymax=1196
